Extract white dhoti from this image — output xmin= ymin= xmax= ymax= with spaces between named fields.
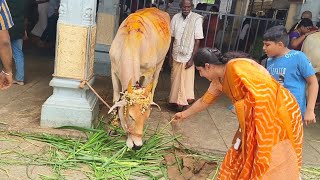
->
xmin=169 ymin=60 xmax=195 ymax=106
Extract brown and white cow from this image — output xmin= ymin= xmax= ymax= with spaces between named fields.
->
xmin=108 ymin=8 xmax=171 ymax=149
xmin=302 ymin=31 xmax=320 ymax=76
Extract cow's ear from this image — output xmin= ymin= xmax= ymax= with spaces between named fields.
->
xmin=143 ymin=81 xmax=153 ymax=96
xmin=127 ymin=79 xmax=133 ymax=93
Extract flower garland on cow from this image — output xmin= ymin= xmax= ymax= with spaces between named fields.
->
xmin=108 ymin=80 xmax=160 ymax=136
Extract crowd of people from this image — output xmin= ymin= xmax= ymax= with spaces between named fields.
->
xmin=1 ymin=0 xmax=319 ymax=179
xmin=0 ymin=0 xmax=60 ymax=87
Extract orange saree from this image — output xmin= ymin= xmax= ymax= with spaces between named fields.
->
xmin=217 ymin=59 xmax=303 ymax=179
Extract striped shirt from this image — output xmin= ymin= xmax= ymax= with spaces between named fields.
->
xmin=0 ymin=0 xmax=14 ymax=30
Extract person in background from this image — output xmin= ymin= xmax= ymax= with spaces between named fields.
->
xmin=168 ymin=0 xmax=203 ymax=112
xmin=31 ymin=0 xmax=49 ymax=39
xmin=126 ymin=0 xmax=152 ymax=13
xmin=38 ymin=0 xmax=60 ymax=48
xmin=195 ymin=3 xmax=207 ymax=11
xmin=237 ymin=15 xmax=256 ymax=52
xmin=200 ymin=5 xmax=220 ymax=48
xmin=289 ymin=18 xmax=318 ymax=50
xmin=173 ymin=47 xmax=303 ymax=179
xmin=7 ymin=0 xmax=32 ymax=86
xmin=263 ymin=25 xmax=318 ymax=125
xmin=289 ymin=10 xmax=318 ymax=33
xmin=0 ymin=0 xmax=14 ymax=90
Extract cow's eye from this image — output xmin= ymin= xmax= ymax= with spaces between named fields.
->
xmin=129 ymin=115 xmax=135 ymax=121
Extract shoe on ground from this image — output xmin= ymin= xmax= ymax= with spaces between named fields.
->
xmin=176 ymin=105 xmax=184 ymax=112
xmin=182 ymin=105 xmax=191 ymax=111
xmin=187 ymin=99 xmax=195 ymax=105
xmin=167 ymin=103 xmax=183 ymax=112
xmin=13 ymin=80 xmax=24 ymax=86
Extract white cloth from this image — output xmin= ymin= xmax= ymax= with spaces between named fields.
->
xmin=171 ymin=12 xmax=203 ymax=63
xmin=31 ymin=2 xmax=49 ymax=37
xmin=239 ymin=24 xmax=249 ymax=40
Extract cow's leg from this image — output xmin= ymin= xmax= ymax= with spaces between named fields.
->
xmin=150 ymin=59 xmax=165 ymax=102
xmin=111 ymin=69 xmax=121 ymax=102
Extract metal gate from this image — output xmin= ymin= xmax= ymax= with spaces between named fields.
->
xmin=117 ymin=0 xmax=285 ymax=59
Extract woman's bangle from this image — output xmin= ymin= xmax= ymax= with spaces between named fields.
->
xmin=1 ymin=70 xmax=11 ymax=76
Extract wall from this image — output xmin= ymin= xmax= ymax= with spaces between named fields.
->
xmin=272 ymin=0 xmax=290 ymax=9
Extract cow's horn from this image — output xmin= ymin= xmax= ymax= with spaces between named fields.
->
xmin=108 ymin=99 xmax=127 ymax=114
xmin=143 ymin=81 xmax=153 ymax=96
xmin=127 ymin=79 xmax=133 ymax=93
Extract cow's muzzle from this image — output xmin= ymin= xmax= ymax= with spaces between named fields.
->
xmin=132 ymin=144 xmax=142 ymax=151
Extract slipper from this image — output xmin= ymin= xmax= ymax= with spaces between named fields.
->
xmin=13 ymin=80 xmax=24 ymax=86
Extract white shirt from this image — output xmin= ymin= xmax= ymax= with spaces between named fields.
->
xmin=171 ymin=12 xmax=204 ymax=63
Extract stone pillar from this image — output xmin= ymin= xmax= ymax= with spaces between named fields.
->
xmin=285 ymin=3 xmax=299 ymax=31
xmin=232 ymin=0 xmax=250 ymax=32
xmin=234 ymin=0 xmax=250 ymax=16
xmin=94 ymin=0 xmax=120 ymax=76
xmin=41 ymin=0 xmax=99 ymax=128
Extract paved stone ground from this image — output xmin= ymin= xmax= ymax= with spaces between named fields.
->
xmin=0 ymin=47 xmax=320 ymax=179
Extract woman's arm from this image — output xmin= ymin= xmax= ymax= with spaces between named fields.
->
xmin=176 ymin=95 xmax=210 ymax=120
xmin=290 ymin=30 xmax=318 ymax=50
xmin=173 ymin=79 xmax=222 ymax=121
xmin=290 ymin=35 xmax=306 ymax=50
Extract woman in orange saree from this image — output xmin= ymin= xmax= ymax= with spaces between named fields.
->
xmin=173 ymin=48 xmax=303 ymax=179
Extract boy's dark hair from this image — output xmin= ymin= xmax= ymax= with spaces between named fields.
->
xmin=263 ymin=25 xmax=289 ymax=47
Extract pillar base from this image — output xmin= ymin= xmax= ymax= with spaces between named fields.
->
xmin=41 ymin=77 xmax=98 ymax=128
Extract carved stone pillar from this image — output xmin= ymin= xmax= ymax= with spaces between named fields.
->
xmin=94 ymin=0 xmax=120 ymax=76
xmin=41 ymin=0 xmax=99 ymax=128
xmin=285 ymin=3 xmax=299 ymax=31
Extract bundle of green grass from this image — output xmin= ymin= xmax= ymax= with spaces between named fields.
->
xmin=10 ymin=121 xmax=179 ymax=179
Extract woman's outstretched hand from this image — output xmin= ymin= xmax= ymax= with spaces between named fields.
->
xmin=172 ymin=112 xmax=185 ymax=123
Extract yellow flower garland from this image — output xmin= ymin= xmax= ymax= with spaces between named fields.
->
xmin=122 ymin=86 xmax=152 ymax=115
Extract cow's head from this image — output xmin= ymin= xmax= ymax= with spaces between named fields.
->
xmin=108 ymin=80 xmax=160 ymax=150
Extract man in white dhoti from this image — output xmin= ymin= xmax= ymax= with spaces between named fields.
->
xmin=168 ymin=0 xmax=203 ymax=112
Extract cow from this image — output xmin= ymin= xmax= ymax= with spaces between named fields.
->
xmin=302 ymin=31 xmax=320 ymax=105
xmin=108 ymin=8 xmax=171 ymax=150
xmin=302 ymin=31 xmax=320 ymax=75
